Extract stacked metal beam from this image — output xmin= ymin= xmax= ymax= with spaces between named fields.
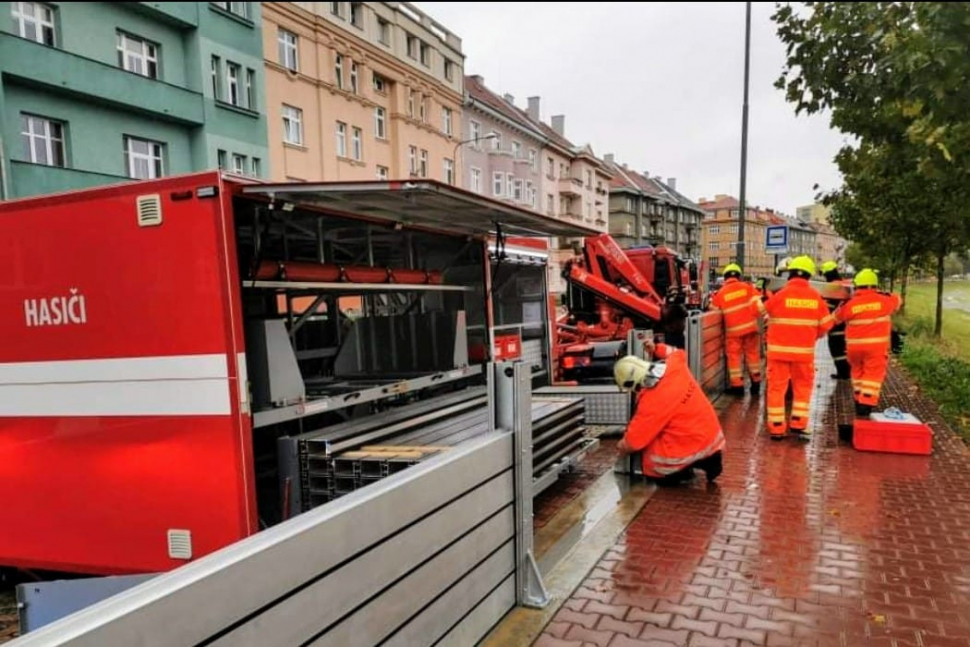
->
xmin=286 ymin=388 xmax=590 ymax=510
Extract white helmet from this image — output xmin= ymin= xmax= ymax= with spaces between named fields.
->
xmin=614 ymin=355 xmax=668 ymax=391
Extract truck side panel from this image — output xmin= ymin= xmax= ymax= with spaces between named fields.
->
xmin=0 ymin=173 xmax=255 ymax=574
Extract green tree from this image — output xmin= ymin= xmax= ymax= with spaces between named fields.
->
xmin=774 ymin=2 xmax=970 ymax=336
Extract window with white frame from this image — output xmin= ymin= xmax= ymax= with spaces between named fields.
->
xmin=512 ymin=179 xmax=523 ymax=202
xmin=546 ymin=157 xmax=554 ymax=177
xmin=729 ymin=223 xmax=738 ymax=234
xmin=351 ymin=126 xmax=362 ymax=161
xmin=493 ymin=172 xmax=504 ymax=197
xmin=350 ymin=62 xmax=358 ymax=94
xmin=282 ymin=104 xmax=303 ymax=145
xmin=420 ymin=42 xmax=430 ymax=67
xmin=377 ymin=165 xmax=389 ymax=180
xmin=490 ymin=131 xmax=501 ymax=151
xmin=377 ymin=17 xmax=390 ymax=45
xmin=528 ymin=149 xmax=537 ymax=171
xmin=469 ymin=120 xmax=481 ymax=146
xmin=506 ymin=173 xmax=514 ymax=198
xmin=13 ymin=2 xmax=55 ymax=45
xmin=231 ymin=153 xmax=246 ymax=174
xmin=373 ymin=73 xmax=386 ymax=93
xmin=443 ymin=59 xmax=454 ymax=81
xmin=419 ymin=149 xmax=428 ymax=176
xmin=407 ymin=90 xmax=415 ymax=117
xmin=442 ymin=107 xmax=452 ymax=136
xmin=374 ymin=107 xmax=386 ymax=139
xmin=226 ymin=62 xmax=241 ymax=106
xmin=245 ymin=69 xmax=255 ymax=110
xmin=251 ymin=157 xmax=261 ymax=177
xmin=117 ymin=32 xmax=158 ymax=79
xmin=546 ymin=193 xmax=554 ymax=215
xmin=212 ymin=2 xmax=250 ymax=19
xmin=526 ymin=181 xmax=535 ymax=208
xmin=217 ymin=150 xmax=227 ymax=170
xmin=419 ymin=95 xmax=427 ymax=122
xmin=334 ymin=54 xmax=343 ymax=89
xmin=278 ymin=28 xmax=298 ymax=72
xmin=330 ymin=2 xmax=342 ymax=17
xmin=211 ymin=56 xmax=220 ymax=99
xmin=443 ymin=158 xmax=454 ymax=184
xmin=408 ymin=146 xmax=417 ymax=174
xmin=470 ymin=167 xmax=482 ymax=194
xmin=585 ymin=170 xmax=592 ymax=188
xmin=20 ymin=114 xmax=64 ymax=167
xmin=406 ymin=34 xmax=418 ymax=60
xmin=350 ymin=2 xmax=362 ymax=27
xmin=710 ymin=225 xmax=720 ymax=235
xmin=709 ymin=241 xmax=718 ymax=252
xmin=335 ymin=122 xmax=347 ymax=157
xmin=511 ymin=140 xmax=522 ymax=159
xmin=626 ymin=197 xmax=635 ymax=213
xmin=124 ymin=136 xmax=163 ymax=179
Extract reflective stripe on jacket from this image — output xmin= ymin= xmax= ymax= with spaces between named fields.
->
xmin=758 ymin=277 xmax=834 ymax=362
xmin=834 ymin=289 xmax=901 ymax=352
xmin=711 ymin=278 xmax=761 ymax=338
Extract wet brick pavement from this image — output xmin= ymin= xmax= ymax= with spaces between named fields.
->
xmin=535 ymin=355 xmax=970 ymax=647
xmin=535 ymin=437 xmax=621 ymax=530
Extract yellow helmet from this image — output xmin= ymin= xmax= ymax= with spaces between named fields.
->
xmin=854 ymin=268 xmax=879 ymax=287
xmin=722 ymin=263 xmax=742 ymax=276
xmin=787 ymin=255 xmax=816 ymax=276
xmin=820 ymin=260 xmax=839 ymax=274
xmin=614 ymin=355 xmax=666 ymax=391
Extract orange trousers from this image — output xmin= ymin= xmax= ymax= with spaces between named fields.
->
xmin=847 ymin=348 xmax=889 ymax=407
xmin=725 ymin=332 xmax=762 ymax=387
xmin=766 ymin=359 xmax=814 ymax=435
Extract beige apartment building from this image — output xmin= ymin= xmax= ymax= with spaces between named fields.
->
xmin=698 ymin=195 xmax=776 ymax=280
xmin=262 ymin=2 xmax=464 ymax=183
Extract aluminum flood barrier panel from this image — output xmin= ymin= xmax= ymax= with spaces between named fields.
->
xmin=687 ymin=310 xmax=726 ymax=397
xmin=12 ymin=432 xmax=516 ymax=647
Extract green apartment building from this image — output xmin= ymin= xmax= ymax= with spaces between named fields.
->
xmin=0 ymin=1 xmax=269 ymax=199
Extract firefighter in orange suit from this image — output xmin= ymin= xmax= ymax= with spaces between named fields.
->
xmin=710 ymin=263 xmax=763 ymax=396
xmin=614 ymin=339 xmax=725 ymax=484
xmin=833 ymin=268 xmax=902 ymax=417
xmin=754 ymin=256 xmax=834 ymax=439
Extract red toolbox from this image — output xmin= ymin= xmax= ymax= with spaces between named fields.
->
xmin=853 ymin=410 xmax=933 ymax=455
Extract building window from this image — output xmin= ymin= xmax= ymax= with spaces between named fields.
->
xmin=419 ymin=96 xmax=427 ymax=122
xmin=469 ymin=120 xmax=481 ymax=146
xmin=377 ymin=165 xmax=389 ymax=180
xmin=729 ymin=224 xmax=738 ymax=235
xmin=470 ymin=167 xmax=482 ymax=194
xmin=493 ymin=172 xmax=504 ymax=197
xmin=252 ymin=157 xmax=261 ymax=177
xmin=12 ymin=1 xmax=55 ymax=45
xmin=124 ymin=136 xmax=163 ymax=180
xmin=443 ymin=158 xmax=455 ymax=185
xmin=546 ymin=194 xmax=554 ymax=216
xmin=585 ymin=170 xmax=592 ymax=188
xmin=377 ymin=17 xmax=390 ymax=45
xmin=330 ymin=2 xmax=342 ymax=17
xmin=419 ymin=149 xmax=428 ymax=176
xmin=245 ymin=69 xmax=256 ymax=110
xmin=117 ymin=32 xmax=158 ymax=79
xmin=730 ymin=209 xmax=739 ymax=218
xmin=373 ymin=73 xmax=386 ymax=93
xmin=351 ymin=126 xmax=362 ymax=161
xmin=282 ymin=104 xmax=303 ymax=145
xmin=226 ymin=62 xmax=241 ymax=106
xmin=232 ymin=153 xmax=246 ymax=174
xmin=444 ymin=59 xmax=454 ymax=81
xmin=709 ymin=241 xmax=719 ymax=252
xmin=211 ymin=56 xmax=220 ymax=99
xmin=20 ymin=114 xmax=64 ymax=167
xmin=420 ymin=42 xmax=430 ymax=67
xmin=526 ymin=181 xmax=535 ymax=208
xmin=407 ymin=90 xmax=415 ymax=118
xmin=406 ymin=34 xmax=418 ymax=60
xmin=408 ymin=145 xmax=417 ymax=174
xmin=335 ymin=122 xmax=347 ymax=157
xmin=334 ymin=54 xmax=343 ymax=90
xmin=528 ymin=149 xmax=537 ymax=171
xmin=442 ymin=107 xmax=452 ymax=136
xmin=374 ymin=107 xmax=387 ymax=139
xmin=212 ymin=2 xmax=250 ymax=19
xmin=490 ymin=131 xmax=501 ymax=151
xmin=350 ymin=62 xmax=359 ymax=94
xmin=512 ymin=179 xmax=524 ymax=202
xmin=278 ymin=29 xmax=298 ymax=72
xmin=546 ymin=157 xmax=554 ymax=178
xmin=217 ymin=149 xmax=227 ymax=170
xmin=626 ymin=197 xmax=635 ymax=213
xmin=710 ymin=225 xmax=720 ymax=235
xmin=511 ymin=140 xmax=522 ymax=159
xmin=350 ymin=2 xmax=362 ymax=27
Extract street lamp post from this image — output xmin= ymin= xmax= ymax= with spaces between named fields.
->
xmin=737 ymin=1 xmax=751 ymax=270
xmin=453 ymin=133 xmax=497 ymax=163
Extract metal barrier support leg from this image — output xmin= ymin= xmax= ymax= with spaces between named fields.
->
xmin=495 ymin=361 xmax=549 ymax=609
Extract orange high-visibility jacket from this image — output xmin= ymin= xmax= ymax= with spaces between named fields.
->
xmin=834 ymin=289 xmax=902 ymax=353
xmin=623 ymin=344 xmax=725 ymax=475
xmin=711 ymin=277 xmax=761 ymax=337
xmin=756 ymin=277 xmax=834 ymax=362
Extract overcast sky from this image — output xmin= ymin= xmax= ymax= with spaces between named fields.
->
xmin=414 ymin=1 xmax=848 ymax=215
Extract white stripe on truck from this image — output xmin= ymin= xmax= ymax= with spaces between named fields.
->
xmin=0 ymin=354 xmax=232 ymax=417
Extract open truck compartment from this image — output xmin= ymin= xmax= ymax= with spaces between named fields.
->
xmin=0 ymin=172 xmax=601 ymax=576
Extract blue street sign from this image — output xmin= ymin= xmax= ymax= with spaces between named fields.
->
xmin=765 ymin=225 xmax=789 ymax=253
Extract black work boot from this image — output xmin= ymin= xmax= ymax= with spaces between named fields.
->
xmin=727 ymin=386 xmax=745 ymax=396
xmin=750 ymin=381 xmax=761 ymax=396
xmin=652 ymin=467 xmax=696 ymax=486
xmin=838 ymin=424 xmax=854 ymax=443
xmin=854 ymin=403 xmax=873 ymax=418
xmin=695 ymin=451 xmax=723 ymax=483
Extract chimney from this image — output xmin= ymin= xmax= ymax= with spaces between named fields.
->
xmin=551 ymin=115 xmax=565 ymax=136
xmin=643 ymin=170 xmax=649 ymax=179
xmin=503 ymin=93 xmax=515 ymax=105
xmin=622 ymin=163 xmax=628 ymax=169
xmin=604 ymin=153 xmax=615 ymax=164
xmin=470 ymin=74 xmax=484 ymax=84
xmin=527 ymin=96 xmax=540 ymax=120
xmin=667 ymin=177 xmax=677 ymax=191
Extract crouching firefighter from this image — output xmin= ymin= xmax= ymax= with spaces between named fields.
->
xmin=613 ymin=339 xmax=725 ymax=485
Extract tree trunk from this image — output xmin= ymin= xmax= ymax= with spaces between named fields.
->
xmin=899 ymin=264 xmax=909 ymax=315
xmin=935 ymin=251 xmax=945 ymax=337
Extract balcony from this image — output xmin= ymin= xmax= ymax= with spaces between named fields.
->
xmin=558 ymin=176 xmax=583 ymax=197
xmin=0 ymin=34 xmax=204 ymax=125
